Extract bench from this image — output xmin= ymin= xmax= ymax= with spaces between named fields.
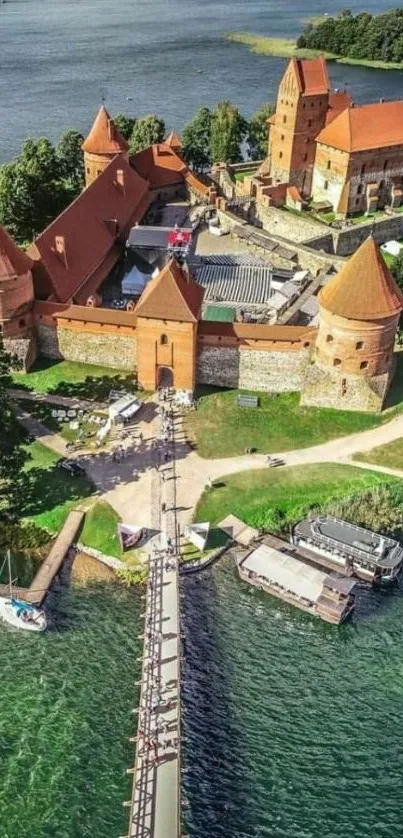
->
xmin=237 ymin=394 xmax=259 ymax=408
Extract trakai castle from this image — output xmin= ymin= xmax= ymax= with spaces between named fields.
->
xmin=1 ymin=59 xmax=403 ymax=413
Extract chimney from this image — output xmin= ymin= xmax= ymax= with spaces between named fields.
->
xmin=55 ymin=235 xmax=68 ymax=269
xmin=115 ymin=168 xmax=125 ymax=196
xmin=108 ymin=119 xmax=113 ymax=141
xmin=380 ymin=97 xmax=385 ymax=103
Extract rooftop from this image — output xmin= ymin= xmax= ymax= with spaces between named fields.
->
xmin=294 ymin=516 xmax=403 ymax=569
xmin=316 ymin=100 xmax=403 ymax=152
xmin=241 ymin=543 xmax=328 ymax=603
xmin=194 ymin=263 xmax=272 ymax=305
xmin=0 ymin=224 xmax=33 ymax=280
xmin=135 ymin=258 xmax=204 ymax=323
xmin=291 ymin=57 xmax=330 ymax=96
xmin=319 ymin=236 xmax=403 ymax=321
xmin=82 ymin=105 xmax=129 ymax=155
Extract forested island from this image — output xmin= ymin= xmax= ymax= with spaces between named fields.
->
xmin=228 ymin=7 xmax=403 ymax=70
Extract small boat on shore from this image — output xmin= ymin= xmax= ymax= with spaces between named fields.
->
xmin=0 ymin=552 xmax=47 ymax=632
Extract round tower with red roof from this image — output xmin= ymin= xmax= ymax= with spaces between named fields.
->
xmin=82 ymin=105 xmax=129 ymax=188
xmin=0 ymin=224 xmax=36 ymax=368
xmin=301 ymin=236 xmax=403 ymax=412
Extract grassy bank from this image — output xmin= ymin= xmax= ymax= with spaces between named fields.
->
xmin=354 ymin=439 xmax=403 ymax=471
xmin=185 ymin=386 xmax=389 ymax=459
xmin=12 ymin=359 xmax=137 ymax=401
xmin=195 ymin=463 xmax=397 ymax=531
xmin=226 ymin=33 xmax=403 ymax=71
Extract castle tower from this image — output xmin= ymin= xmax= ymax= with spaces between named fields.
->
xmin=0 ymin=225 xmax=36 ymax=369
xmin=165 ymin=130 xmax=182 ymax=154
xmin=268 ymin=58 xmax=330 ymax=196
xmin=82 ymin=105 xmax=129 ymax=187
xmin=302 ymin=237 xmax=403 ymax=412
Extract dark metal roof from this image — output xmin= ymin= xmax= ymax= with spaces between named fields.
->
xmin=194 ymin=264 xmax=272 ymax=304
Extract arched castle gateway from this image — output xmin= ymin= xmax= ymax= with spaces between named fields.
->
xmin=1 ymin=105 xmax=402 ymax=413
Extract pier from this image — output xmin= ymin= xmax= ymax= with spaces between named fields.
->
xmin=126 ymin=393 xmax=181 ymax=838
xmin=0 ymin=508 xmax=84 ymax=604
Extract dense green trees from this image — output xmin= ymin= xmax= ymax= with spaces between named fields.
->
xmin=0 ymin=339 xmax=27 ymax=502
xmin=182 ymin=106 xmax=212 ymax=171
xmin=297 ymin=8 xmax=403 ymax=64
xmin=128 ymin=115 xmax=165 ymax=154
xmin=247 ymin=102 xmax=274 ymax=160
xmin=210 ymin=100 xmax=247 ymax=164
xmin=113 ymin=113 xmax=136 ymax=141
xmin=0 ymin=131 xmax=85 ymax=244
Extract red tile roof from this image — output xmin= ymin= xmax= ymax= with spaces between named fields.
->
xmin=165 ymin=130 xmax=182 ymax=150
xmin=0 ymin=225 xmax=33 ymax=280
xmin=82 ymin=105 xmax=129 ymax=155
xmin=326 ymin=90 xmax=353 ymax=125
xmin=319 ymin=236 xmax=403 ymax=320
xmin=135 ymin=259 xmax=204 ymax=322
xmin=317 ymin=101 xmax=403 ymax=152
xmin=28 ymin=155 xmax=149 ymax=304
xmin=292 ymin=57 xmax=329 ymax=96
xmin=198 ymin=321 xmax=315 ymax=342
xmin=131 ymin=143 xmax=209 ymax=195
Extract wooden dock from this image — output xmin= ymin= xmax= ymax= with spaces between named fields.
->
xmin=0 ymin=509 xmax=85 ymax=605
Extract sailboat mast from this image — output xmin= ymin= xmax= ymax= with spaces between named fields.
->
xmin=7 ymin=550 xmax=12 ymax=597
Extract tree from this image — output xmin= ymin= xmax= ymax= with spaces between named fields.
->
xmin=247 ymin=102 xmax=274 ymax=160
xmin=113 ymin=113 xmax=136 ymax=141
xmin=57 ymin=129 xmax=85 ymax=191
xmin=210 ymin=100 xmax=247 ymax=164
xmin=0 ymin=339 xmax=27 ymax=497
xmin=181 ymin=107 xmax=212 ymax=171
xmin=392 ymin=249 xmax=403 ymax=293
xmin=129 ymin=115 xmax=165 ymax=154
xmin=0 ymin=162 xmax=37 ymax=242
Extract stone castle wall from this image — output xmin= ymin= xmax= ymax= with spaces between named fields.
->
xmin=37 ymin=321 xmax=137 ymax=370
xmin=197 ymin=343 xmax=309 ymax=392
xmin=301 ymin=361 xmax=392 ymax=412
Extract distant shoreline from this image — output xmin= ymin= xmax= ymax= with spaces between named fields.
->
xmin=226 ymin=33 xmax=403 ymax=72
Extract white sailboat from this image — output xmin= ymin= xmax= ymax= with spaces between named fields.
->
xmin=0 ymin=551 xmax=47 ymax=632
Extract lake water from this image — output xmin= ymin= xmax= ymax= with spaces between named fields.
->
xmin=0 ymin=0 xmax=402 ymax=162
xmin=181 ymin=556 xmax=403 ymax=838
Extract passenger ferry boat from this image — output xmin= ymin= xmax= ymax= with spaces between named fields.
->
xmin=237 ymin=542 xmax=356 ymax=625
xmin=292 ymin=517 xmax=403 ymax=584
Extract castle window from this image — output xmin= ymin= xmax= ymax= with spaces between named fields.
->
xmin=279 ymin=151 xmax=283 ymax=159
xmin=283 ymin=115 xmax=287 ymax=124
xmin=281 ymin=134 xmax=285 ymax=140
xmin=19 ymin=318 xmax=25 ymax=328
xmin=361 ymin=164 xmax=366 ymax=176
xmin=357 ymin=183 xmax=363 ymax=194
xmin=355 ymin=198 xmax=360 ymax=206
xmin=333 ymin=358 xmax=341 ymax=367
xmin=327 ymin=160 xmax=331 ymax=170
xmin=303 ymin=341 xmax=310 ymax=348
xmin=86 ymin=167 xmax=90 ymax=174
xmin=160 ymin=334 xmax=168 ymax=345
xmin=380 ymin=179 xmax=385 ymax=189
xmin=324 ymin=180 xmax=329 ymax=190
xmin=383 ymin=159 xmax=388 ymax=171
xmin=308 ymin=119 xmax=312 ymax=127
xmin=303 ymin=103 xmax=306 ymax=109
xmin=326 ymin=334 xmax=333 ymax=343
xmin=311 ymin=102 xmax=314 ymax=108
xmin=360 ymin=360 xmax=368 ymax=370
xmin=356 ymin=340 xmax=364 ymax=350
xmin=303 ymin=153 xmax=308 ymax=161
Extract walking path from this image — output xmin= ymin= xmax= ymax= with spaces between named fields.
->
xmin=10 ymin=388 xmax=106 ymax=411
xmin=128 ymin=393 xmax=180 ymax=838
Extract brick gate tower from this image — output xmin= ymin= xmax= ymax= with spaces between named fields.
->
xmin=82 ymin=105 xmax=129 ymax=188
xmin=302 ymin=236 xmax=403 ymax=412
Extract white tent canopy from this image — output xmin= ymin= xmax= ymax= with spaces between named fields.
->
xmin=109 ymin=393 xmax=142 ymax=423
xmin=381 ymin=240 xmax=403 ymax=257
xmin=185 ymin=522 xmax=210 ymax=552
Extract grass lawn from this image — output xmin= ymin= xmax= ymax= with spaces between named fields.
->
xmin=194 ymin=463 xmax=397 ymax=531
xmin=233 ymin=168 xmax=258 ymax=183
xmin=12 ymin=359 xmax=137 ymax=401
xmin=20 ymin=441 xmax=94 ymax=533
xmin=226 ymin=32 xmax=403 ymax=70
xmin=354 ymin=438 xmax=403 ymax=471
xmin=185 ymin=387 xmax=389 ymax=459
xmin=80 ymin=500 xmax=146 ymax=564
xmin=180 ymin=527 xmax=229 ymax=563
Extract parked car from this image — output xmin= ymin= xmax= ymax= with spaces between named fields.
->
xmin=57 ymin=459 xmax=86 ymax=477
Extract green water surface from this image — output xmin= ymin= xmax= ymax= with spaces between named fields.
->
xmin=0 ymin=581 xmax=142 ymax=838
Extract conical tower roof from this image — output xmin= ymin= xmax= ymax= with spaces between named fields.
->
xmin=319 ymin=236 xmax=403 ymax=321
xmin=135 ymin=259 xmax=204 ymax=322
xmin=82 ymin=105 xmax=129 ymax=155
xmin=165 ymin=129 xmax=182 ymax=151
xmin=0 ymin=225 xmax=33 ymax=281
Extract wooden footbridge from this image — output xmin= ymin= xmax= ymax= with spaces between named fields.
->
xmin=0 ymin=509 xmax=84 ymax=604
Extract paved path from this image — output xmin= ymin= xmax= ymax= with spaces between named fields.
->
xmin=129 ymin=395 xmax=180 ymax=838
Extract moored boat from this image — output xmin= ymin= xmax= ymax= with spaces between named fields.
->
xmin=0 ymin=551 xmax=47 ymax=632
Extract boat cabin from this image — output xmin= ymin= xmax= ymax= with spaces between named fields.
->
xmin=292 ymin=516 xmax=403 ymax=583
